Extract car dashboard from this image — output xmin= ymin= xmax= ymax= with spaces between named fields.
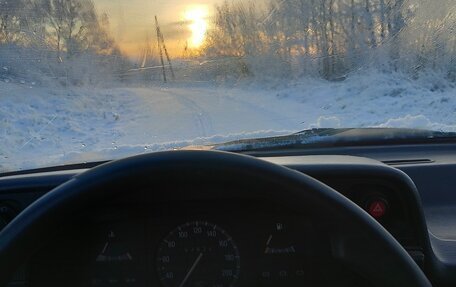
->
xmin=1 ymin=143 xmax=456 ymax=287
xmin=28 ymin=199 xmax=369 ymax=287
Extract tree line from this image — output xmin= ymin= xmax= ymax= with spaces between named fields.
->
xmin=203 ymin=0 xmax=456 ymax=81
xmin=1 ymin=0 xmax=454 ymax=84
xmin=0 ymin=0 xmax=125 ymax=85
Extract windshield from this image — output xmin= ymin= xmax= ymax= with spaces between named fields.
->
xmin=0 ymin=0 xmax=455 ymax=172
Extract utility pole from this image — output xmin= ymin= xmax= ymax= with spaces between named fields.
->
xmin=155 ymin=15 xmax=167 ymax=83
xmin=155 ymin=15 xmax=175 ymax=83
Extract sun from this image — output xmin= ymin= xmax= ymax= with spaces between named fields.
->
xmin=184 ymin=6 xmax=209 ymax=48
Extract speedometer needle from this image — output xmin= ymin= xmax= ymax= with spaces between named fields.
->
xmin=178 ymin=252 xmax=203 ymax=287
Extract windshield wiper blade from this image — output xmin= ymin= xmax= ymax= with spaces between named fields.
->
xmin=214 ymin=128 xmax=456 ymax=152
xmin=213 ymin=128 xmax=340 ymax=152
xmin=292 ymin=128 xmax=351 ymax=136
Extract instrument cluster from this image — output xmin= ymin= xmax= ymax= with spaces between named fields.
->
xmin=29 ymin=200 xmax=370 ymax=287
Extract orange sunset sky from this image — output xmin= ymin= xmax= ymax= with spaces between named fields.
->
xmin=94 ymin=0 xmax=229 ymax=59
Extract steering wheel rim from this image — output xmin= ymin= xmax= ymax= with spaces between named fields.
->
xmin=0 ymin=150 xmax=431 ymax=286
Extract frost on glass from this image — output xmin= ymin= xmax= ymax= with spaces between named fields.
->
xmin=0 ymin=0 xmax=125 ymax=86
xmin=0 ymin=0 xmax=455 ymax=172
xmin=204 ymin=0 xmax=455 ymax=81
xmin=0 ymin=0 xmax=454 ymax=84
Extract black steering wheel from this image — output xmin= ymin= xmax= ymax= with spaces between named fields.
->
xmin=0 ymin=150 xmax=431 ymax=286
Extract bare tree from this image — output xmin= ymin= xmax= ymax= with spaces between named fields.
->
xmin=0 ymin=0 xmax=26 ymax=43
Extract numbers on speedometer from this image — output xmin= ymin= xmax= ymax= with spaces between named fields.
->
xmin=156 ymin=221 xmax=240 ymax=287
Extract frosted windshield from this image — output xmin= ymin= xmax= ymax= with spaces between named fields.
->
xmin=0 ymin=0 xmax=455 ymax=172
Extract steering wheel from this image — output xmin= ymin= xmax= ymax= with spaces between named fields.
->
xmin=0 ymin=150 xmax=431 ymax=286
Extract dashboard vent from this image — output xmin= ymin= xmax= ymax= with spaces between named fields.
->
xmin=383 ymin=159 xmax=434 ymax=166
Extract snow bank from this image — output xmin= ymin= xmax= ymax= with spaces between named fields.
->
xmin=378 ymin=115 xmax=456 ymax=132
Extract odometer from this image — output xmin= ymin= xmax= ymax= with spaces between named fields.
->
xmin=156 ymin=221 xmax=240 ymax=287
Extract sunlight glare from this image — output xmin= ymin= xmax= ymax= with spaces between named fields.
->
xmin=184 ymin=6 xmax=209 ymax=48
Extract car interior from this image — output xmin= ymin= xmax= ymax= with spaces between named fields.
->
xmin=1 ymin=0 xmax=455 ymax=285
xmin=1 ymin=140 xmax=456 ymax=287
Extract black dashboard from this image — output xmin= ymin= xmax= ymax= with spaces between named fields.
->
xmin=1 ymin=143 xmax=456 ymax=287
xmin=27 ymin=200 xmax=368 ymax=287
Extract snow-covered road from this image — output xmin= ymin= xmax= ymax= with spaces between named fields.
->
xmin=118 ymin=87 xmax=298 ymax=143
xmin=0 ymin=83 xmax=301 ymax=171
xmin=1 ymin=70 xmax=456 ymax=171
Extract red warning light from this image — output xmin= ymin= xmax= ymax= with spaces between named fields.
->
xmin=368 ymin=200 xmax=387 ymax=219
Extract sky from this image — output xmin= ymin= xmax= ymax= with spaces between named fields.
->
xmin=94 ymin=0 xmax=227 ymax=60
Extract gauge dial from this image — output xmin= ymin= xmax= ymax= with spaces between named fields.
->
xmin=91 ymin=223 xmax=145 ymax=287
xmin=156 ymin=221 xmax=240 ymax=287
xmin=95 ymin=230 xmax=134 ymax=263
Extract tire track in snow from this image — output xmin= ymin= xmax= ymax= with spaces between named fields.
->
xmin=181 ymin=87 xmax=299 ymax=129
xmin=165 ymin=90 xmax=215 ymax=137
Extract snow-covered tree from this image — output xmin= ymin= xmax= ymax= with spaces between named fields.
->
xmin=202 ymin=0 xmax=455 ymax=81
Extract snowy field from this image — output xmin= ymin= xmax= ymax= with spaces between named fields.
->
xmin=1 ymin=70 xmax=456 ymax=172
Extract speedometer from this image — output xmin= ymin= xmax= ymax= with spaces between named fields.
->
xmin=156 ymin=221 xmax=240 ymax=287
